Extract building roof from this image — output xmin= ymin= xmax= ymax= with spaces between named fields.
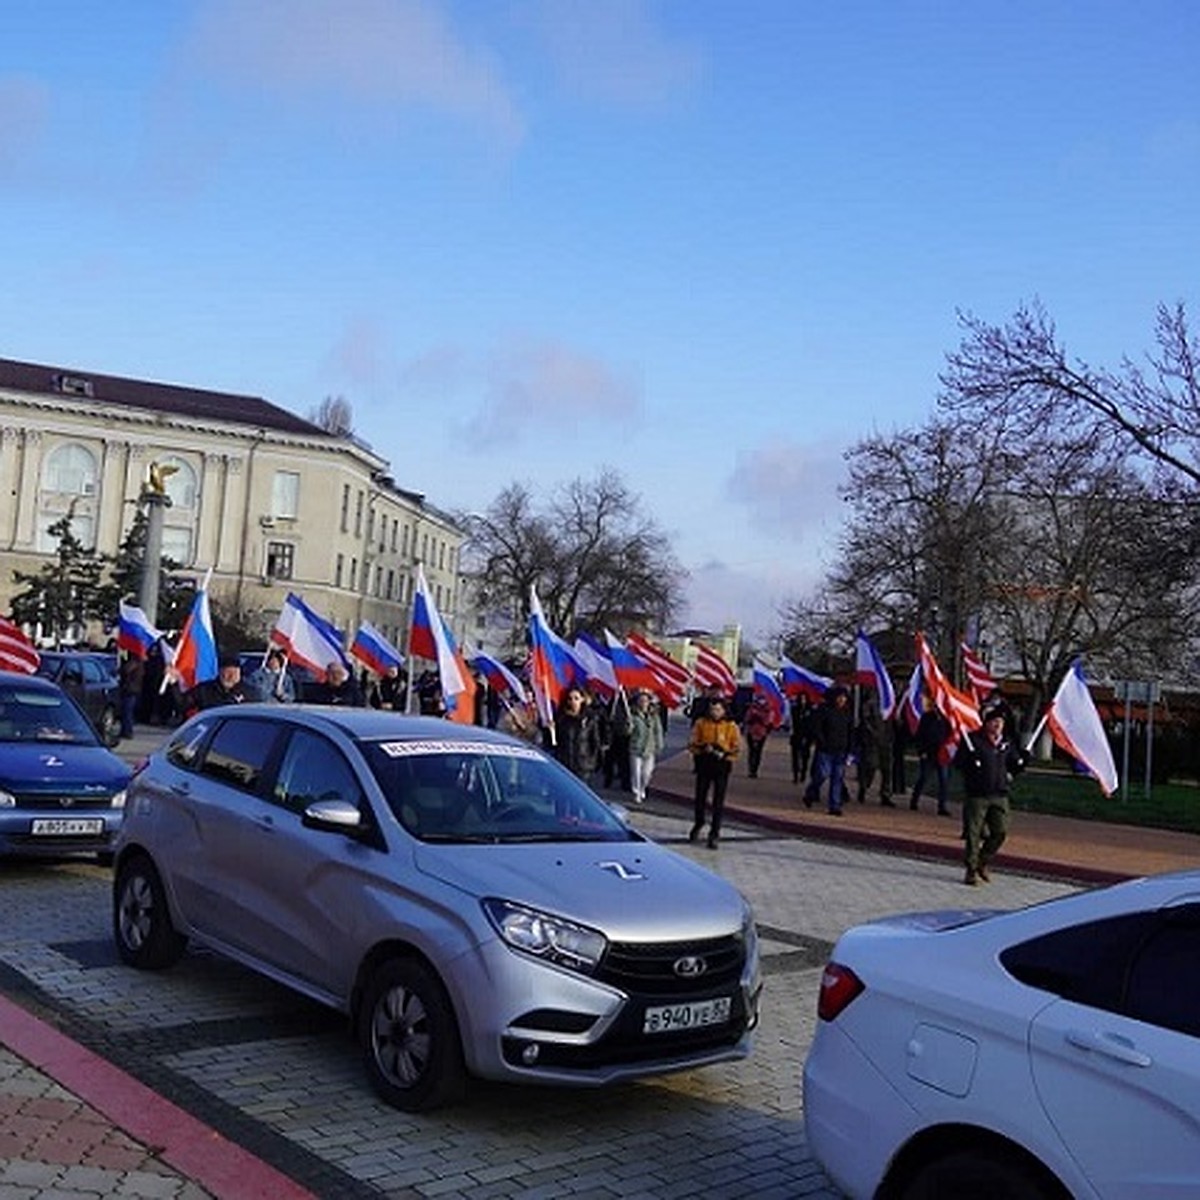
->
xmin=0 ymin=356 xmax=324 ymax=437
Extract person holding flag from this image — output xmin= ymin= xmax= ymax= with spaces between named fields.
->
xmin=958 ymin=699 xmax=1029 ymax=886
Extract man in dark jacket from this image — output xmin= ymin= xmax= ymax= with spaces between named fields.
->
xmin=910 ymin=707 xmax=952 ymax=816
xmin=802 ymin=686 xmax=854 ymax=816
xmin=186 ymin=655 xmax=247 ymax=712
xmin=554 ymin=687 xmax=602 ymax=779
xmin=958 ymin=704 xmax=1028 ymax=885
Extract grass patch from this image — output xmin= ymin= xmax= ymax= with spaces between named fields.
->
xmin=1011 ymin=768 xmax=1200 ymax=835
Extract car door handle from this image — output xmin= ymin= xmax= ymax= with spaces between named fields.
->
xmin=254 ymin=814 xmax=276 ymax=832
xmin=1065 ymin=1028 xmax=1152 ymax=1067
xmin=169 ymin=782 xmax=190 ymax=796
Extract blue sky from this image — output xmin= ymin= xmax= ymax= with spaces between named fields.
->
xmin=2 ymin=1 xmax=1197 ymax=643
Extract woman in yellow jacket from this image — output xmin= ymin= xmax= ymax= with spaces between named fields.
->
xmin=687 ymin=696 xmax=741 ymax=848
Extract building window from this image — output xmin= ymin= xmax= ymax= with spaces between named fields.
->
xmin=390 ymin=520 xmax=397 ymax=553
xmin=355 ymin=491 xmax=363 ymax=537
xmin=272 ymin=471 xmax=300 ymax=519
xmin=401 ymin=524 xmax=410 ymax=557
xmin=335 ymin=553 xmax=344 ymax=588
xmin=367 ymin=506 xmax=375 ymax=543
xmin=153 ymin=456 xmax=197 ymax=508
xmin=350 ymin=557 xmax=358 ymax=591
xmin=421 ymin=532 xmax=428 ymax=561
xmin=375 ymin=565 xmax=382 ymax=596
xmin=161 ymin=525 xmax=193 ymax=565
xmin=43 ymin=443 xmax=97 ymax=496
xmin=340 ymin=485 xmax=350 ymax=533
xmin=266 ymin=541 xmax=294 ymax=580
xmin=36 ymin=509 xmax=94 ymax=552
xmin=386 ymin=569 xmax=395 ymax=599
xmin=380 ymin=515 xmax=387 ymax=553
xmin=438 ymin=542 xmax=445 ymax=569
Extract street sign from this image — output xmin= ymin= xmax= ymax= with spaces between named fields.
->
xmin=1112 ymin=680 xmax=1161 ymax=704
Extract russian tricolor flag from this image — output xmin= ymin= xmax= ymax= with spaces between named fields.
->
xmin=117 ymin=600 xmax=162 ymax=660
xmin=350 ymin=620 xmax=404 ymax=676
xmin=603 ymin=630 xmax=659 ymax=693
xmin=172 ymin=574 xmax=219 ymax=692
xmin=528 ymin=586 xmax=580 ymax=728
xmin=409 ymin=565 xmax=476 ymax=724
xmin=752 ymin=661 xmax=787 ymax=728
xmin=780 ymin=655 xmax=832 ymax=702
xmin=470 ymin=650 xmax=528 ymax=703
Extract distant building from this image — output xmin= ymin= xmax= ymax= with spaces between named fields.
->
xmin=0 ymin=357 xmax=466 ymax=648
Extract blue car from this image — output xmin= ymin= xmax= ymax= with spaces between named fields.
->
xmin=0 ymin=670 xmax=131 ymax=861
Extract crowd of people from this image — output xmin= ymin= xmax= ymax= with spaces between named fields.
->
xmin=116 ymin=639 xmax=1024 ymax=885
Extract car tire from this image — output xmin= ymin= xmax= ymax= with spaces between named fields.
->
xmin=113 ymin=854 xmax=186 ymax=969
xmin=360 ymin=958 xmax=467 ymax=1112
xmin=899 ymin=1147 xmax=1063 ymax=1200
xmin=99 ymin=706 xmax=121 ymax=748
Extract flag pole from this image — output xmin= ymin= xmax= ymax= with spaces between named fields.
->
xmin=1025 ymin=711 xmax=1049 ymax=754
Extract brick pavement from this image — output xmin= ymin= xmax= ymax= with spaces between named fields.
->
xmin=1 ymin=719 xmax=1194 ymax=1199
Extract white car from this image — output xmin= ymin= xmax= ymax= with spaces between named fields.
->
xmin=803 ymin=871 xmax=1200 ymax=1199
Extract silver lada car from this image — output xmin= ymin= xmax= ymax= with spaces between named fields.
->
xmin=113 ymin=707 xmax=761 ymax=1110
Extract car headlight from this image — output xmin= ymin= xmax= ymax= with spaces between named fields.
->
xmin=0 ymin=789 xmax=14 ymax=809
xmin=110 ymin=789 xmax=127 ymax=810
xmin=482 ymin=898 xmax=607 ymax=974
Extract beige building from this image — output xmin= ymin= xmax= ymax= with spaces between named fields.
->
xmin=0 ymin=357 xmax=466 ymax=649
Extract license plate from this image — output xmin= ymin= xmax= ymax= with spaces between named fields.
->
xmin=30 ymin=818 xmax=105 ymax=836
xmin=643 ymin=996 xmax=731 ymax=1035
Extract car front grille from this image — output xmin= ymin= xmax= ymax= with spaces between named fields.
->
xmin=595 ymin=933 xmax=745 ymax=997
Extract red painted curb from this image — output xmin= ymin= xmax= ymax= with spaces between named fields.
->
xmin=0 ymin=993 xmax=315 ymax=1200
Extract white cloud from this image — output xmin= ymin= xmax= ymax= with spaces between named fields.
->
xmin=531 ymin=0 xmax=703 ymax=110
xmin=726 ymin=436 xmax=848 ymax=543
xmin=182 ymin=0 xmax=524 ymax=147
xmin=460 ymin=338 xmax=641 ymax=446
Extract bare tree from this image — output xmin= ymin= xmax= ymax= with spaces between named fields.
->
xmin=309 ymin=394 xmax=355 ymax=436
xmin=464 ymin=469 xmax=686 ymax=645
xmin=941 ymin=301 xmax=1200 ymax=487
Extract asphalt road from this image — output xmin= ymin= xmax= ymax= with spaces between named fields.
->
xmin=0 ymin=803 xmax=1079 ymax=1200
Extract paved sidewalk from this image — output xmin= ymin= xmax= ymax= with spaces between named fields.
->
xmin=3 ymin=720 xmax=1196 ymax=1199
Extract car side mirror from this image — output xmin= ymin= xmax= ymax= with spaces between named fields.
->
xmin=303 ymin=797 xmax=365 ymax=834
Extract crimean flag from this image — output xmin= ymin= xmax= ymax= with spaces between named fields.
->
xmin=692 ymin=642 xmax=736 ymax=697
xmin=172 ymin=572 xmax=219 ymax=692
xmin=272 ymin=592 xmax=348 ymax=680
xmin=0 ymin=615 xmax=39 ymax=675
xmin=573 ymin=631 xmax=618 ymax=698
xmin=898 ymin=662 xmax=926 ymax=734
xmin=117 ymin=600 xmax=162 ymax=661
xmin=410 ymin=565 xmax=476 ymax=725
xmin=961 ymin=641 xmax=999 ymax=706
xmin=626 ymin=631 xmax=690 ymax=709
xmin=779 ymin=655 xmax=831 ymax=703
xmin=854 ymin=629 xmax=896 ymax=719
xmin=1044 ymin=660 xmax=1118 ymax=796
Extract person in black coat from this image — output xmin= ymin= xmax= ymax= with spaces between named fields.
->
xmin=314 ymin=660 xmax=365 ymax=706
xmin=958 ymin=704 xmax=1028 ymax=885
xmin=910 ymin=707 xmax=952 ymax=816
xmin=554 ymin=687 xmax=603 ymax=779
xmin=802 ymin=686 xmax=854 ymax=816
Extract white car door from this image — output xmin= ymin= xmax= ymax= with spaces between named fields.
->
xmin=1028 ymin=914 xmax=1200 ymax=1199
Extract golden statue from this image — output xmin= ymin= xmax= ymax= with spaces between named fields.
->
xmin=147 ymin=461 xmax=178 ymax=495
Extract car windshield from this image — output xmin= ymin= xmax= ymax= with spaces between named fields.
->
xmin=0 ymin=685 xmax=98 ymax=745
xmin=362 ymin=738 xmax=637 ymax=844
